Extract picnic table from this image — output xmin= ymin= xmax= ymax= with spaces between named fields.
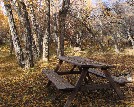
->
xmin=43 ymin=56 xmax=130 ymax=107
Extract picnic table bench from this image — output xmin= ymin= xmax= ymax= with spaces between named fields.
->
xmin=42 ymin=56 xmax=131 ymax=107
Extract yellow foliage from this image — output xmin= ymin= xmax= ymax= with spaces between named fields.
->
xmin=85 ymin=0 xmax=92 ymax=10
xmin=3 ymin=1 xmax=10 ymax=5
xmin=0 ymin=10 xmax=8 ymax=29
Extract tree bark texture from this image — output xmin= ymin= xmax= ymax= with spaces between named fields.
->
xmin=19 ymin=1 xmax=34 ymax=67
xmin=113 ymin=33 xmax=120 ymax=53
xmin=58 ymin=0 xmax=70 ymax=56
xmin=43 ymin=0 xmax=50 ymax=61
xmin=4 ymin=0 xmax=24 ymax=67
xmin=54 ymin=14 xmax=58 ymax=43
xmin=28 ymin=1 xmax=41 ymax=57
xmin=10 ymin=32 xmax=13 ymax=55
xmin=127 ymin=29 xmax=134 ymax=49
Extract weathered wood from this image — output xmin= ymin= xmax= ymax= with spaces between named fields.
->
xmin=70 ymin=56 xmax=109 ymax=66
xmin=43 ymin=56 xmax=127 ymax=107
xmin=102 ymin=68 xmax=124 ymax=100
xmin=64 ymin=68 xmax=88 ymax=107
xmin=58 ymin=56 xmax=115 ymax=69
xmin=54 ymin=60 xmax=63 ymax=72
xmin=88 ymin=68 xmax=132 ymax=85
xmin=57 ymin=71 xmax=81 ymax=75
xmin=46 ymin=60 xmax=63 ymax=87
xmin=42 ymin=70 xmax=74 ymax=90
xmin=80 ymin=83 xmax=111 ymax=91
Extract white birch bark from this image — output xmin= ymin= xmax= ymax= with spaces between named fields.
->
xmin=43 ymin=0 xmax=50 ymax=61
xmin=3 ymin=0 xmax=25 ymax=67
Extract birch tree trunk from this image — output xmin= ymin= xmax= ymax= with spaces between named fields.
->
xmin=43 ymin=0 xmax=50 ymax=61
xmin=127 ymin=29 xmax=134 ymax=49
xmin=28 ymin=1 xmax=41 ymax=57
xmin=54 ymin=14 xmax=58 ymax=43
xmin=113 ymin=33 xmax=120 ymax=53
xmin=58 ymin=0 xmax=70 ymax=56
xmin=19 ymin=0 xmax=34 ymax=68
xmin=10 ymin=33 xmax=13 ymax=55
xmin=3 ymin=0 xmax=24 ymax=67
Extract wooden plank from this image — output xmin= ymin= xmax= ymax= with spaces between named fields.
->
xmin=42 ymin=69 xmax=74 ymax=90
xmin=58 ymin=56 xmax=115 ymax=69
xmin=71 ymin=56 xmax=115 ymax=69
xmin=88 ymin=68 xmax=132 ymax=85
xmin=80 ymin=84 xmax=111 ymax=91
xmin=59 ymin=56 xmax=83 ymax=66
xmin=57 ymin=71 xmax=81 ymax=75
xmin=46 ymin=60 xmax=63 ymax=87
xmin=64 ymin=68 xmax=88 ymax=107
xmin=102 ymin=68 xmax=124 ymax=100
xmin=54 ymin=60 xmax=63 ymax=72
xmin=111 ymin=75 xmax=132 ymax=85
xmin=71 ymin=56 xmax=111 ymax=66
xmin=88 ymin=68 xmax=106 ymax=78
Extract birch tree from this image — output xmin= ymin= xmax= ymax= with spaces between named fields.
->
xmin=42 ymin=0 xmax=50 ymax=61
xmin=3 ymin=0 xmax=25 ymax=67
xmin=18 ymin=0 xmax=34 ymax=67
xmin=58 ymin=0 xmax=70 ymax=56
xmin=27 ymin=0 xmax=42 ymax=57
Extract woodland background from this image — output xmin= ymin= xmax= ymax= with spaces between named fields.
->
xmin=0 ymin=0 xmax=134 ymax=106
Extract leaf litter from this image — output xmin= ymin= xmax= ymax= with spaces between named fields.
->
xmin=0 ymin=47 xmax=134 ymax=107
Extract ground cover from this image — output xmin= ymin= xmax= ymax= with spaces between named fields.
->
xmin=0 ymin=45 xmax=134 ymax=107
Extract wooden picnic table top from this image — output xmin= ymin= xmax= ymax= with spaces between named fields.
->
xmin=58 ymin=56 xmax=115 ymax=69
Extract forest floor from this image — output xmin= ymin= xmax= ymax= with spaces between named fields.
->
xmin=0 ymin=45 xmax=134 ymax=107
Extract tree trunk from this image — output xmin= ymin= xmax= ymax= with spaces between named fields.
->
xmin=28 ymin=1 xmax=41 ymax=57
xmin=19 ymin=1 xmax=34 ymax=68
xmin=43 ymin=0 xmax=50 ymax=61
xmin=4 ymin=1 xmax=24 ymax=67
xmin=58 ymin=0 xmax=70 ymax=56
xmin=113 ymin=33 xmax=120 ymax=53
xmin=58 ymin=15 xmax=65 ymax=56
xmin=10 ymin=33 xmax=13 ymax=55
xmin=54 ymin=14 xmax=58 ymax=43
xmin=127 ymin=29 xmax=134 ymax=49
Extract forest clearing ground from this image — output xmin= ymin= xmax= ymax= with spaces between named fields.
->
xmin=0 ymin=45 xmax=134 ymax=107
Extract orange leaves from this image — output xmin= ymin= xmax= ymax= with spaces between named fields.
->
xmin=3 ymin=1 xmax=10 ymax=5
xmin=0 ymin=11 xmax=8 ymax=27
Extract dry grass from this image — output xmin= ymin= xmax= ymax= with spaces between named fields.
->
xmin=0 ymin=45 xmax=134 ymax=107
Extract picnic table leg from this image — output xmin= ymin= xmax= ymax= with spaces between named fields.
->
xmin=46 ymin=60 xmax=63 ymax=87
xmin=102 ymin=68 xmax=124 ymax=100
xmin=54 ymin=60 xmax=63 ymax=72
xmin=78 ymin=67 xmax=93 ymax=84
xmin=64 ymin=68 xmax=88 ymax=107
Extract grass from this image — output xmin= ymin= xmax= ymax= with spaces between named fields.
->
xmin=0 ymin=45 xmax=134 ymax=107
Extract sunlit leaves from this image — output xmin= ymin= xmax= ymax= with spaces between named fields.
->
xmin=0 ymin=48 xmax=134 ymax=106
xmin=0 ymin=0 xmax=134 ymax=105
xmin=3 ymin=0 xmax=10 ymax=5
